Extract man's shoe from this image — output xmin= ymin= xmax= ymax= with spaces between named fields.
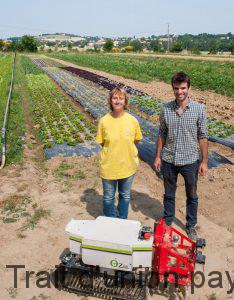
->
xmin=186 ymin=227 xmax=197 ymax=241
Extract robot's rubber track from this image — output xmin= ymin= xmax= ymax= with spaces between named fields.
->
xmin=56 ymin=265 xmax=148 ymax=300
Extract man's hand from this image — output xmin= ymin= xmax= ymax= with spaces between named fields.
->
xmin=199 ymin=161 xmax=208 ymax=176
xmin=199 ymin=138 xmax=208 ymax=176
xmin=154 ymin=157 xmax=161 ymax=172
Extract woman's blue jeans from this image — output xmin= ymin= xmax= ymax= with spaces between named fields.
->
xmin=102 ymin=174 xmax=135 ymax=219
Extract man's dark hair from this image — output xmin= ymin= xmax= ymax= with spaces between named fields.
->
xmin=171 ymin=72 xmax=190 ymax=88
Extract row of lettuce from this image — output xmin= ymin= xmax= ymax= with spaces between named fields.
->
xmin=22 ymin=56 xmax=97 ymax=149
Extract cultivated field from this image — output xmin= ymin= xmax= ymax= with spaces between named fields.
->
xmin=0 ymin=52 xmax=233 ymax=300
xmin=49 ymin=53 xmax=234 ymax=98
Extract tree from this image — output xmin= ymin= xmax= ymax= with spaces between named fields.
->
xmin=9 ymin=39 xmax=23 ymax=51
xmin=39 ymin=45 xmax=45 ymax=52
xmin=0 ymin=39 xmax=3 ymax=50
xmin=103 ymin=39 xmax=114 ymax=52
xmin=191 ymin=48 xmax=201 ymax=55
xmin=231 ymin=42 xmax=234 ymax=55
xmin=208 ymin=47 xmax=218 ymax=54
xmin=171 ymin=41 xmax=183 ymax=52
xmin=21 ymin=35 xmax=38 ymax=52
xmin=80 ymin=40 xmax=88 ymax=48
xmin=67 ymin=43 xmax=72 ymax=51
xmin=148 ymin=39 xmax=162 ymax=52
xmin=94 ymin=45 xmax=100 ymax=53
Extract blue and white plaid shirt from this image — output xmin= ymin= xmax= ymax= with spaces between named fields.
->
xmin=159 ymin=99 xmax=208 ymax=166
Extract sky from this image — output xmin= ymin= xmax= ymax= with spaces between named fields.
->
xmin=1 ymin=0 xmax=234 ymax=38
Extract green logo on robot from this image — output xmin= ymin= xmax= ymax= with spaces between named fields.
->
xmin=110 ymin=259 xmax=118 ymax=267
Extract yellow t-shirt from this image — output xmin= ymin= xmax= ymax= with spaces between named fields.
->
xmin=96 ymin=112 xmax=143 ymax=180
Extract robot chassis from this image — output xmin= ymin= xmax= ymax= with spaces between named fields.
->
xmin=56 ymin=216 xmax=206 ymax=299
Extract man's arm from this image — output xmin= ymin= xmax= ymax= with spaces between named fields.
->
xmin=153 ymin=135 xmax=165 ymax=172
xmin=199 ymin=138 xmax=208 ymax=176
xmin=197 ymin=105 xmax=208 ymax=176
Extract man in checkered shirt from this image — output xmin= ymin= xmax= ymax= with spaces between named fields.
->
xmin=154 ymin=72 xmax=208 ymax=241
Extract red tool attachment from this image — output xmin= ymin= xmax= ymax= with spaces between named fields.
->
xmin=152 ymin=219 xmax=205 ymax=286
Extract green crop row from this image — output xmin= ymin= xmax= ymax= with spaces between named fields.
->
xmin=6 ymin=57 xmax=25 ymax=164
xmin=0 ymin=54 xmax=13 ymax=126
xmin=0 ymin=53 xmax=25 ymax=164
xmin=130 ymin=95 xmax=164 ymax=114
xmin=20 ymin=55 xmax=44 ymax=75
xmin=48 ymin=53 xmax=234 ymax=98
xmin=207 ymin=119 xmax=234 ymax=138
xmin=25 ymin=72 xmax=96 ymax=149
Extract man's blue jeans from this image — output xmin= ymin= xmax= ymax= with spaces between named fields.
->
xmin=102 ymin=174 xmax=135 ymax=219
xmin=162 ymin=160 xmax=199 ymax=228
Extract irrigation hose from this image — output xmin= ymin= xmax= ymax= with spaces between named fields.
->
xmin=0 ymin=52 xmax=16 ymax=169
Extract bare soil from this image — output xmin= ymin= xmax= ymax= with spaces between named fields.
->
xmin=0 ymin=57 xmax=234 ymax=300
xmin=0 ymin=140 xmax=233 ymax=300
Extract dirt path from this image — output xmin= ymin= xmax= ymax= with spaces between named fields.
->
xmin=48 ymin=57 xmax=234 ymax=125
xmin=0 ymin=57 xmax=234 ymax=300
xmin=0 ymin=141 xmax=233 ymax=300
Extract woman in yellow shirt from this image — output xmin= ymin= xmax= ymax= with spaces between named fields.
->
xmin=96 ymin=88 xmax=142 ymax=219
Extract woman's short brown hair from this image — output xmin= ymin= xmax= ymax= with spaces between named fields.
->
xmin=108 ymin=88 xmax=129 ymax=111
